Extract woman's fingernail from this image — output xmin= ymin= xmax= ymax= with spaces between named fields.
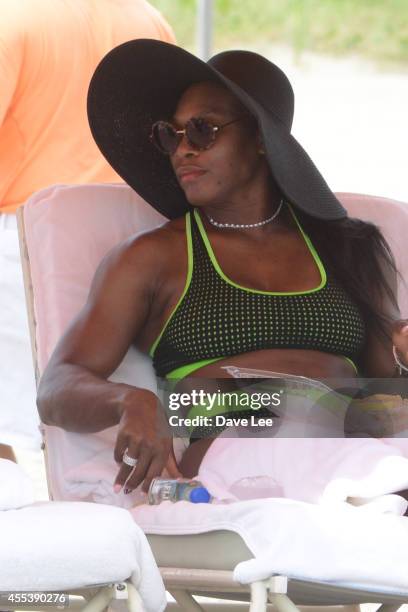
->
xmin=113 ymin=484 xmax=122 ymax=494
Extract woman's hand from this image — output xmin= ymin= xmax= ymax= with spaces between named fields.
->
xmin=165 ymin=447 xmax=183 ymax=479
xmin=392 ymin=320 xmax=408 ymax=369
xmin=113 ymin=388 xmax=180 ymax=493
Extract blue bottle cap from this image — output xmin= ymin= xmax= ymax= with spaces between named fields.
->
xmin=189 ymin=486 xmax=211 ymax=504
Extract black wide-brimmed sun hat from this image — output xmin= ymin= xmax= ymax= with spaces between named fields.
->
xmin=87 ymin=39 xmax=347 ymax=221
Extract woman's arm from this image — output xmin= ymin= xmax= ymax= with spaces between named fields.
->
xmin=359 ymin=253 xmax=402 ymax=378
xmin=38 ymin=233 xmax=156 ymax=427
xmin=37 ymin=230 xmax=178 ymax=490
xmin=347 ymin=255 xmax=408 ymax=437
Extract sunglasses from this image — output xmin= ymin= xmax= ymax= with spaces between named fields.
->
xmin=150 ymin=116 xmax=245 ymax=155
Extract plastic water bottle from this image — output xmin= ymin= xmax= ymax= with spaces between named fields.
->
xmin=228 ymin=475 xmax=284 ymax=501
xmin=148 ymin=478 xmax=212 ymax=504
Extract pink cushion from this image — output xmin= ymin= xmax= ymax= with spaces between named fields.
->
xmin=337 ymin=192 xmax=408 ymax=316
xmin=24 ymin=183 xmax=165 ymax=373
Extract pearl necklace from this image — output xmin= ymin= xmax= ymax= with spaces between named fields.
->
xmin=206 ymin=199 xmax=284 ymax=229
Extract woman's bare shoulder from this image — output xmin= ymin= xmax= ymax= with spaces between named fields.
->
xmin=82 ymin=215 xmax=188 ymax=319
xmin=103 ymin=215 xmax=187 ymax=270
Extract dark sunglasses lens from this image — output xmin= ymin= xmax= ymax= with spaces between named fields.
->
xmin=186 ymin=118 xmax=214 ymax=149
xmin=152 ymin=122 xmax=178 ymax=154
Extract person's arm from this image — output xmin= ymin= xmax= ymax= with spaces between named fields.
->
xmin=359 ymin=253 xmax=403 ymax=378
xmin=0 ymin=3 xmax=24 ymax=126
xmin=346 ymin=255 xmax=408 ymax=437
xmin=0 ymin=3 xmax=25 ymax=202
xmin=144 ymin=1 xmax=177 ymax=45
xmin=38 ymin=234 xmax=153 ymax=428
xmin=37 ymin=230 xmax=179 ymax=490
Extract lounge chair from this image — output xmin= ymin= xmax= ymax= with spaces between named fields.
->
xmin=17 ymin=183 xmax=408 ymax=612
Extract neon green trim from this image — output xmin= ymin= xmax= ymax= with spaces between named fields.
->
xmin=166 ymin=357 xmax=224 ymax=380
xmin=287 ymin=205 xmax=327 ymax=291
xmin=194 ymin=207 xmax=326 ymax=295
xmin=166 ymin=349 xmax=359 ymax=380
xmin=343 ymin=356 xmax=358 ymax=374
xmin=167 ymin=355 xmax=359 ymax=380
xmin=149 ymin=213 xmax=193 ymax=357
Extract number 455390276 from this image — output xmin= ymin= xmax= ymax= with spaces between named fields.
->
xmin=0 ymin=592 xmax=68 ymax=607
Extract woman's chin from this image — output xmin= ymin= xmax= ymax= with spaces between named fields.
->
xmin=183 ymin=189 xmax=213 ymax=208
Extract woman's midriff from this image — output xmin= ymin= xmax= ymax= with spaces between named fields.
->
xmin=177 ymin=348 xmax=359 ymax=478
xmin=183 ymin=348 xmax=358 ymax=379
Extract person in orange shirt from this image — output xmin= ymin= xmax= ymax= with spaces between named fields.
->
xmin=0 ymin=0 xmax=175 ymax=459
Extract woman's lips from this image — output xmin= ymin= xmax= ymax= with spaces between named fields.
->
xmin=178 ymin=169 xmax=207 ymax=184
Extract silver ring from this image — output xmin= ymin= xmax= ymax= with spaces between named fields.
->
xmin=122 ymin=450 xmax=138 ymax=468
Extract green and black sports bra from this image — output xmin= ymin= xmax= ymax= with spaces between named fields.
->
xmin=150 ymin=206 xmax=366 ymax=379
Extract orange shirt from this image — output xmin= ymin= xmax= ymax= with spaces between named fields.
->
xmin=0 ymin=0 xmax=175 ymax=213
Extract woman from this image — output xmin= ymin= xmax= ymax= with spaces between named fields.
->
xmin=37 ymin=40 xmax=408 ymax=495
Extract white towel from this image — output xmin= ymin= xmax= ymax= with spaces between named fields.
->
xmin=131 ymin=496 xmax=408 ymax=592
xmin=197 ymin=436 xmax=408 ymax=514
xmin=0 ymin=458 xmax=34 ymax=509
xmin=1 ymin=501 xmax=166 ymax=612
xmin=232 ymin=499 xmax=408 ymax=587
